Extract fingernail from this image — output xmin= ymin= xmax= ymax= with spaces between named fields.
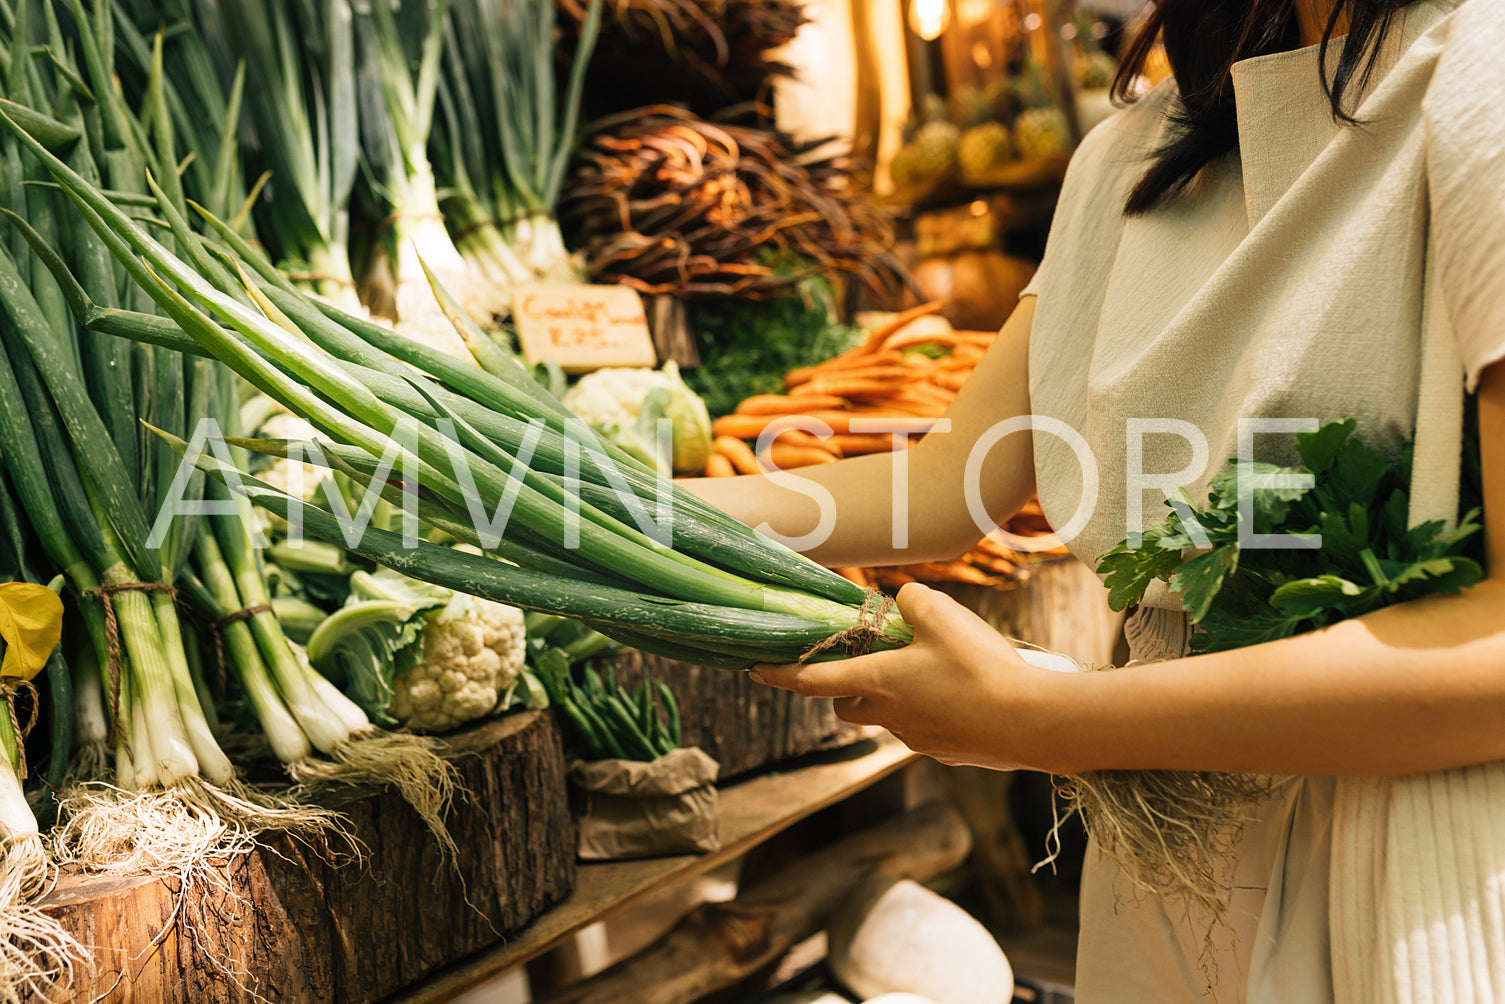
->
xmin=748 ymin=671 xmax=765 ymax=685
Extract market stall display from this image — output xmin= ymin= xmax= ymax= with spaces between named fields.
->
xmin=0 ymin=0 xmax=1091 ymax=998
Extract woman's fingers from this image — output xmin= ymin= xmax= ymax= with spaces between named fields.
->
xmin=750 ymin=652 xmax=891 ymax=698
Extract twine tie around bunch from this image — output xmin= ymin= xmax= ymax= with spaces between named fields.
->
xmin=799 ymin=587 xmax=898 ymax=662
xmin=81 ymin=582 xmax=178 ymax=749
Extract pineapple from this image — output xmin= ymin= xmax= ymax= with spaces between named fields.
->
xmin=954 ymin=85 xmax=1013 ymax=181
xmin=1009 ymin=55 xmax=1073 ymax=160
xmin=1015 ymin=108 xmax=1071 ymax=158
xmin=889 ymin=94 xmax=960 ymax=191
xmin=1077 ymin=50 xmax=1116 ymax=91
xmin=959 ymin=121 xmax=1014 ymax=180
xmin=909 ymin=119 xmax=960 ymax=184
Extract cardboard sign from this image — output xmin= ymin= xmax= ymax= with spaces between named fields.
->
xmin=513 ymin=284 xmax=657 ymax=372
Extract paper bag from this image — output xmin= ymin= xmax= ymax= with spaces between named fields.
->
xmin=570 ymin=747 xmax=720 ymax=860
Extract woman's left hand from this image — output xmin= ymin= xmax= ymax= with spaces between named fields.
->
xmin=750 ymin=582 xmax=1056 ymax=771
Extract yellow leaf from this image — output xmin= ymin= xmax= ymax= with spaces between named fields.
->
xmin=0 ymin=582 xmax=65 ymax=682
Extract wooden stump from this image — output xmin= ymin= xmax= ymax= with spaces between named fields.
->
xmin=41 ymin=712 xmax=576 ymax=1004
xmin=605 ymin=650 xmax=863 ymax=779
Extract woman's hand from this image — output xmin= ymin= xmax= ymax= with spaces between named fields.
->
xmin=750 ymin=582 xmax=1056 ymax=771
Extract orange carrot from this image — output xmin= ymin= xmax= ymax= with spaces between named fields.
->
xmin=826 ymin=433 xmax=905 ymax=455
xmin=735 ymin=393 xmax=847 ymax=415
xmin=787 ymin=350 xmax=905 ymax=383
xmin=715 ymin=411 xmax=934 ymax=438
xmin=761 ymin=443 xmax=840 ymax=471
xmin=768 ymin=428 xmax=842 ymax=456
xmin=856 ymin=301 xmax=948 ymax=353
xmin=956 ymin=330 xmax=1000 ymax=345
xmin=883 ymin=330 xmax=960 ymax=352
xmin=832 ymin=566 xmax=872 ymax=587
xmin=713 ymin=436 xmax=761 ymax=475
xmin=704 ymin=453 xmax=737 ymax=478
xmin=799 ymin=378 xmax=910 ymax=399
xmin=870 ymin=568 xmax=920 ymax=587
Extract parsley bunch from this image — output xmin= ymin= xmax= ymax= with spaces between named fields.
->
xmin=1097 ymin=419 xmax=1484 ymax=653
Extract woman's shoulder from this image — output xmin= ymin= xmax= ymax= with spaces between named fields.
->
xmin=1045 ymin=80 xmax=1177 ymax=229
xmin=1059 ymin=81 xmax=1176 ymax=197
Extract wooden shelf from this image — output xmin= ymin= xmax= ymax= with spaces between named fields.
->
xmin=389 ymin=732 xmax=917 ymax=1004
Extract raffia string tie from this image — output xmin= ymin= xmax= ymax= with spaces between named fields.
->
xmin=82 ymin=582 xmax=178 ymax=749
xmin=0 ymin=677 xmax=39 ymax=780
xmin=449 ymin=218 xmax=506 ymax=243
xmin=799 ymin=587 xmax=897 ymax=662
xmin=377 ymin=209 xmax=446 ymax=232
xmin=282 ymin=271 xmax=357 ymax=288
xmin=206 ymin=604 xmax=274 ymax=698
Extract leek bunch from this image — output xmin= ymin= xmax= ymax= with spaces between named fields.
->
xmin=215 ymin=0 xmax=363 ymax=311
xmin=0 ymin=2 xmax=451 ymax=862
xmin=435 ymin=0 xmax=600 ymax=293
xmin=353 ymin=0 xmax=474 ymax=323
xmin=0 ymin=104 xmax=914 ymax=670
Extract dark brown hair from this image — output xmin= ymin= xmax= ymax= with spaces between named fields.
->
xmin=1113 ymin=1 xmax=1419 ymax=214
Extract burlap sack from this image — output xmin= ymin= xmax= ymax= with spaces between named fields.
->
xmin=569 ymin=747 xmax=720 ymax=860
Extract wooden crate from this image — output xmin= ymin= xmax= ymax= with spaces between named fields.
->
xmin=41 ymin=711 xmax=576 ymax=1004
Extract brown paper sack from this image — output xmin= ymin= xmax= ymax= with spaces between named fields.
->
xmin=570 ymin=747 xmax=721 ymax=860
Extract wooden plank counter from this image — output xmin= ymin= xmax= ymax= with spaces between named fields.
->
xmin=389 ymin=732 xmax=917 ymax=1004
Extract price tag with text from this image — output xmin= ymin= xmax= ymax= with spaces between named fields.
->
xmin=512 ymin=284 xmax=657 ymax=372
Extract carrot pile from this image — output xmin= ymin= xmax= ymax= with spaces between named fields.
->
xmin=705 ymin=302 xmax=1069 ymax=589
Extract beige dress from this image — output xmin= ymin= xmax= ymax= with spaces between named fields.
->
xmin=1019 ymin=0 xmax=1505 ymax=999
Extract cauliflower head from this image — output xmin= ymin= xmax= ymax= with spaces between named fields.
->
xmin=305 ymin=568 xmax=528 ymax=734
xmin=388 ymin=595 xmax=527 ymax=732
xmin=561 ymin=362 xmax=714 ymax=476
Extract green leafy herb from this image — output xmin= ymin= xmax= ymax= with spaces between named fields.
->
xmin=1097 ymin=419 xmax=1485 ymax=653
xmin=683 ymin=253 xmax=862 ymax=417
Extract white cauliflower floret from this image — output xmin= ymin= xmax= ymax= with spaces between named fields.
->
xmin=387 ymin=595 xmax=527 ymax=732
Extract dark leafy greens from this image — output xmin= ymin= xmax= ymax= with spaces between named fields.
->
xmin=1097 ymin=419 xmax=1484 ymax=653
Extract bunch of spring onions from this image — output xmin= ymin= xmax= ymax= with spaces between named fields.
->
xmin=353 ymin=0 xmax=476 ymax=323
xmin=0 ymin=570 xmax=86 ymax=1004
xmin=213 ymin=0 xmax=363 ymax=312
xmin=434 ymin=0 xmax=600 ymax=294
xmin=0 ymin=2 xmax=454 ymax=869
xmin=0 ymin=99 xmax=914 ymax=673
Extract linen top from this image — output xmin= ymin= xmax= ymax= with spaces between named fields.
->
xmin=1019 ymin=2 xmax=1505 ymax=999
xmin=1023 ymin=0 xmax=1505 ymax=603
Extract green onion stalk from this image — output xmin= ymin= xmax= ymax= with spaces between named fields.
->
xmin=109 ymin=0 xmax=253 ymax=229
xmin=0 ymin=642 xmax=86 ymax=1004
xmin=354 ymin=0 xmax=480 ymax=329
xmin=1 ymin=105 xmax=914 ymax=668
xmin=0 ymin=21 xmax=342 ymax=871
xmin=214 ymin=0 xmax=364 ymax=312
xmin=189 ymin=375 xmax=457 ymax=847
xmin=45 ymin=6 xmax=456 ymax=831
xmin=434 ymin=0 xmax=601 ymax=296
xmin=0 ymin=233 xmax=338 ymax=842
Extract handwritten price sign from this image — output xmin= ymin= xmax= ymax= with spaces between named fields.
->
xmin=512 ymin=284 xmax=657 ymax=372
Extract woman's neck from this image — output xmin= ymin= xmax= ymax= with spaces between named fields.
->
xmin=1295 ymin=0 xmax=1350 ymax=46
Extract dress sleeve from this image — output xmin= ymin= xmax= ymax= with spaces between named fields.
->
xmin=1016 ymin=95 xmax=1159 ymax=302
xmin=1424 ymin=0 xmax=1505 ymax=391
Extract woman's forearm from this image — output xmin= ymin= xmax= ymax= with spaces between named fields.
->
xmin=1031 ymin=580 xmax=1505 ymax=777
xmin=684 ymin=297 xmax=1039 ymax=568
